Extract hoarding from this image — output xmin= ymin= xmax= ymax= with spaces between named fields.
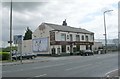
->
xmin=32 ymin=37 xmax=49 ymax=52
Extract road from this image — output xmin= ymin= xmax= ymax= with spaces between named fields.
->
xmin=2 ymin=52 xmax=118 ymax=78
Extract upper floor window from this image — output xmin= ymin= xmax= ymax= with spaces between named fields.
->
xmin=67 ymin=35 xmax=69 ymax=39
xmin=82 ymin=35 xmax=84 ymax=40
xmin=70 ymin=34 xmax=73 ymax=41
xmin=76 ymin=35 xmax=80 ymax=41
xmin=92 ymin=34 xmax=94 ymax=41
xmin=61 ymin=33 xmax=66 ymax=41
xmin=86 ymin=35 xmax=88 ymax=41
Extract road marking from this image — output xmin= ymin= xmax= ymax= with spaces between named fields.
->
xmin=65 ymin=64 xmax=92 ymax=71
xmin=33 ymin=63 xmax=66 ymax=70
xmin=35 ymin=74 xmax=47 ymax=77
xmin=3 ymin=69 xmax=24 ymax=73
xmin=105 ymin=69 xmax=118 ymax=76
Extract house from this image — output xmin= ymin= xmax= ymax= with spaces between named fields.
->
xmin=32 ymin=20 xmax=94 ymax=55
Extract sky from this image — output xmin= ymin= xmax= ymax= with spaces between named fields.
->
xmin=1 ymin=0 xmax=119 ymax=47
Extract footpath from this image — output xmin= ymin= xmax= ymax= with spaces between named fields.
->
xmin=105 ymin=69 xmax=119 ymax=77
xmin=0 ymin=57 xmax=51 ymax=66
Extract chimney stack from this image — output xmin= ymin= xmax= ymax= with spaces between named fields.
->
xmin=62 ymin=19 xmax=67 ymax=26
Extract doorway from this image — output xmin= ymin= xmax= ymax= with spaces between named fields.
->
xmin=62 ymin=45 xmax=66 ymax=53
xmin=76 ymin=45 xmax=80 ymax=51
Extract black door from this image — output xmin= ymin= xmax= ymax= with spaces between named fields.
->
xmin=62 ymin=45 xmax=66 ymax=53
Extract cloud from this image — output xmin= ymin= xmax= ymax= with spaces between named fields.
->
xmin=1 ymin=0 xmax=119 ymax=47
xmin=2 ymin=2 xmax=47 ymax=13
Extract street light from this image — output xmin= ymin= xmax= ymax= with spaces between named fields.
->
xmin=103 ymin=10 xmax=113 ymax=54
xmin=8 ymin=1 xmax=13 ymax=61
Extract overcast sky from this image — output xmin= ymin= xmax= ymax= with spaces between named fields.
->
xmin=1 ymin=0 xmax=119 ymax=47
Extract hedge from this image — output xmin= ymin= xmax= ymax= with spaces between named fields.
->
xmin=0 ymin=52 xmax=10 ymax=60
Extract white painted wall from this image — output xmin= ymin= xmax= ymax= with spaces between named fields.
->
xmin=55 ymin=31 xmax=93 ymax=42
xmin=32 ymin=23 xmax=53 ymax=39
xmin=32 ymin=23 xmax=54 ymax=54
xmin=80 ymin=45 xmax=86 ymax=50
xmin=22 ymin=40 xmax=32 ymax=54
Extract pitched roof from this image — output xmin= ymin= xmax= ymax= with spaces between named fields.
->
xmin=43 ymin=23 xmax=94 ymax=34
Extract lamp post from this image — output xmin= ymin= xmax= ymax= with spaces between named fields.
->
xmin=8 ymin=1 xmax=13 ymax=61
xmin=118 ymin=32 xmax=120 ymax=51
xmin=103 ymin=10 xmax=113 ymax=54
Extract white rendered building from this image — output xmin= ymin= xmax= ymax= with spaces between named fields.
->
xmin=32 ymin=21 xmax=94 ymax=55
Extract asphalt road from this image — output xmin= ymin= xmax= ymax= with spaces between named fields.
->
xmin=2 ymin=52 xmax=118 ymax=77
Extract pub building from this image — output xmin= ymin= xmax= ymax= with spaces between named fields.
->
xmin=32 ymin=20 xmax=94 ymax=55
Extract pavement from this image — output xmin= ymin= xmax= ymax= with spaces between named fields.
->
xmin=1 ymin=57 xmax=51 ymax=66
xmin=1 ymin=56 xmax=78 ymax=66
xmin=105 ymin=69 xmax=119 ymax=77
xmin=1 ymin=52 xmax=119 ymax=77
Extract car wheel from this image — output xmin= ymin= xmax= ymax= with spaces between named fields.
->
xmin=31 ymin=56 xmax=34 ymax=59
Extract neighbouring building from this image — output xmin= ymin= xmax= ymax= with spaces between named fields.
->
xmin=31 ymin=20 xmax=94 ymax=55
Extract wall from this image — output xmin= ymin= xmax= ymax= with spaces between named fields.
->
xmin=80 ymin=45 xmax=86 ymax=50
xmin=22 ymin=40 xmax=32 ymax=54
xmin=55 ymin=31 xmax=94 ymax=42
xmin=32 ymin=23 xmax=53 ymax=39
xmin=92 ymin=42 xmax=103 ymax=50
xmin=32 ymin=23 xmax=54 ymax=54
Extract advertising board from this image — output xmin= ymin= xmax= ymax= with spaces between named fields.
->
xmin=32 ymin=37 xmax=49 ymax=52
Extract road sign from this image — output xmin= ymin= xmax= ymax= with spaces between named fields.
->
xmin=14 ymin=35 xmax=22 ymax=44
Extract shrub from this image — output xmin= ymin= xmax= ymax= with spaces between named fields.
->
xmin=0 ymin=52 xmax=10 ymax=60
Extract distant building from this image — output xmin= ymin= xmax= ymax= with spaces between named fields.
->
xmin=92 ymin=42 xmax=103 ymax=51
xmin=32 ymin=21 xmax=94 ymax=55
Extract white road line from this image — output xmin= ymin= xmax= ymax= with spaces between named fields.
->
xmin=33 ymin=63 xmax=65 ymax=70
xmin=35 ymin=74 xmax=47 ymax=77
xmin=105 ymin=69 xmax=118 ymax=76
xmin=65 ymin=64 xmax=92 ymax=71
xmin=3 ymin=69 xmax=23 ymax=73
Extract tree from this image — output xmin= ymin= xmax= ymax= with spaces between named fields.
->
xmin=2 ymin=46 xmax=17 ymax=52
xmin=23 ymin=27 xmax=32 ymax=40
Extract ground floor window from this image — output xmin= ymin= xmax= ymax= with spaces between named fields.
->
xmin=67 ymin=47 xmax=70 ymax=51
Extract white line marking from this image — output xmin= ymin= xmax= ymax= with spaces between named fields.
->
xmin=3 ymin=69 xmax=23 ymax=73
xmin=105 ymin=69 xmax=118 ymax=76
xmin=33 ymin=63 xmax=65 ymax=70
xmin=35 ymin=74 xmax=47 ymax=77
xmin=65 ymin=64 xmax=92 ymax=71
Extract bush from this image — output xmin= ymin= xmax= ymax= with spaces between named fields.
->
xmin=0 ymin=52 xmax=10 ymax=60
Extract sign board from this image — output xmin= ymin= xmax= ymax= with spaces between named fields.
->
xmin=32 ymin=37 xmax=49 ymax=52
xmin=14 ymin=35 xmax=22 ymax=44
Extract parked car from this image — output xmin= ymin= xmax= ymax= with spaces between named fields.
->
xmin=79 ymin=50 xmax=94 ymax=56
xmin=12 ymin=53 xmax=37 ymax=60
